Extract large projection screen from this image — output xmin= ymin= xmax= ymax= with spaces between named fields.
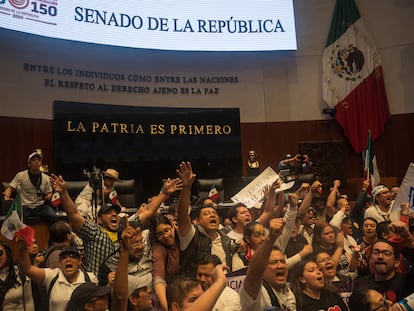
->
xmin=0 ymin=0 xmax=297 ymax=51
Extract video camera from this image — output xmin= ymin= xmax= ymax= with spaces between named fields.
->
xmin=83 ymin=167 xmax=103 ymax=190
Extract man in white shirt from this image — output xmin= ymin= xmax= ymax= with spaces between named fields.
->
xmin=239 ymin=218 xmax=297 ymax=311
xmin=364 ymin=185 xmax=400 ymax=222
xmin=226 ymin=203 xmax=251 ymax=242
xmin=196 ymin=255 xmax=241 ymax=311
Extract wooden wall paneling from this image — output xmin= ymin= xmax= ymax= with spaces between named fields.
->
xmin=1 ymin=114 xmax=413 ymax=188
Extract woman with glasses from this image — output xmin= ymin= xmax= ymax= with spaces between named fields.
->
xmin=231 ymin=221 xmax=266 ymax=272
xmin=149 ymin=215 xmax=180 ymax=311
xmin=291 ymin=258 xmax=349 ymax=311
xmin=0 ymin=241 xmax=34 ymax=311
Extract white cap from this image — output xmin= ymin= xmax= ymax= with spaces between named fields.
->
xmin=28 ymin=151 xmax=42 ymax=163
xmin=371 ymin=185 xmax=388 ymax=202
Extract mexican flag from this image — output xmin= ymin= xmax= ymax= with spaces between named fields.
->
xmin=363 ymin=130 xmax=380 ymax=192
xmin=1 ymin=191 xmax=35 ymax=247
xmin=322 ymin=0 xmax=390 ymax=154
xmin=208 ymin=185 xmax=220 ymax=201
xmin=109 ymin=189 xmax=119 ymax=204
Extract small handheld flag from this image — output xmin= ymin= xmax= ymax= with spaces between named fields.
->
xmin=109 ymin=190 xmax=119 ymax=204
xmin=0 ymin=190 xmax=35 ymax=247
xmin=208 ymin=185 xmax=220 ymax=201
xmin=51 ymin=191 xmax=61 ymax=207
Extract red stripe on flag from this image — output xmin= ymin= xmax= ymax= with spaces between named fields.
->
xmin=335 ymin=67 xmax=390 ymax=153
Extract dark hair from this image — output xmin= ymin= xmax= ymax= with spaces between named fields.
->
xmin=149 ymin=215 xmax=174 ymax=243
xmin=312 ymin=222 xmax=335 ymax=246
xmin=243 ymin=221 xmax=264 ymax=244
xmin=362 ymin=217 xmax=378 ymax=226
xmin=197 ymin=196 xmax=214 ymax=209
xmin=370 ymin=239 xmax=400 ymax=259
xmin=291 ymin=257 xmax=339 ymax=306
xmin=290 ymin=258 xmax=315 ymax=297
xmin=0 ymin=242 xmax=19 ymax=306
xmin=227 ymin=203 xmax=248 ymax=225
xmin=197 ymin=254 xmax=222 ymax=267
xmin=348 ymin=287 xmax=372 ymax=311
xmin=376 ymin=221 xmax=391 ymax=239
xmin=49 ymin=220 xmax=71 ymax=243
xmin=167 ymin=276 xmax=200 ymax=309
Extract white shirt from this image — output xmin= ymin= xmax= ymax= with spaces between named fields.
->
xmin=364 ymin=203 xmax=400 ymax=223
xmin=239 ymin=283 xmax=296 ymax=311
xmin=44 ymin=268 xmax=98 ymax=311
xmin=227 ymin=230 xmax=243 ymax=242
xmin=9 ymin=170 xmax=52 ymax=207
xmin=212 ymin=286 xmax=241 ymax=311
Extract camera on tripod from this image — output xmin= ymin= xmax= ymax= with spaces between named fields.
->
xmin=83 ymin=167 xmax=103 ymax=190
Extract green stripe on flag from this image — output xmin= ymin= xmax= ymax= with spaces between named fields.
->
xmin=325 ymin=0 xmax=361 ymax=47
xmin=6 ymin=190 xmax=22 ymax=219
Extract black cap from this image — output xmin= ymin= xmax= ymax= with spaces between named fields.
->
xmin=59 ymin=246 xmax=80 ymax=259
xmin=69 ymin=282 xmax=111 ymax=307
xmin=98 ymin=203 xmax=121 ymax=217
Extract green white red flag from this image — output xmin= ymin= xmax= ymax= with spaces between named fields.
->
xmin=209 ymin=185 xmax=220 ymax=201
xmin=109 ymin=189 xmax=119 ymax=204
xmin=363 ymin=130 xmax=380 ymax=192
xmin=322 ymin=0 xmax=390 ymax=153
xmin=1 ymin=190 xmax=35 ymax=247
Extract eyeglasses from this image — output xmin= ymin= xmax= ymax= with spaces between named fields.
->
xmin=372 ymin=249 xmax=394 ymax=257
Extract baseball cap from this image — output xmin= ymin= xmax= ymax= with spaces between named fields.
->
xmin=98 ymin=203 xmax=121 ymax=217
xmin=127 ymin=274 xmax=152 ymax=297
xmin=69 ymin=282 xmax=111 ymax=307
xmin=28 ymin=151 xmax=42 ymax=163
xmin=59 ymin=246 xmax=81 ymax=259
xmin=371 ymin=185 xmax=388 ymax=202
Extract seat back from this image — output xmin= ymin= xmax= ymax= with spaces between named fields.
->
xmin=65 ymin=181 xmax=89 ymax=202
xmin=114 ymin=179 xmax=139 ymax=208
xmin=195 ymin=178 xmax=224 ymax=202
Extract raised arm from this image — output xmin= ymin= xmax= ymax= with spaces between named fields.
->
xmin=243 ymin=217 xmax=284 ymax=300
xmin=275 ymin=193 xmax=298 ymax=252
xmin=50 ymin=174 xmax=85 ymax=230
xmin=326 ymin=179 xmax=341 ymax=217
xmin=111 ymin=218 xmax=134 ymax=311
xmin=258 ymin=179 xmax=285 ymax=225
xmin=391 ymin=220 xmax=414 ymax=249
xmin=351 ymin=178 xmax=370 ymax=223
xmin=331 ymin=231 xmax=345 ymax=266
xmin=298 ymin=180 xmax=321 ymax=219
xmin=135 ymin=177 xmax=183 ymax=225
xmin=184 ymin=264 xmax=228 ymax=311
xmin=3 ymin=185 xmax=16 ymax=201
xmin=16 ymin=237 xmax=46 ymax=285
xmin=176 ymin=161 xmax=196 ymax=237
